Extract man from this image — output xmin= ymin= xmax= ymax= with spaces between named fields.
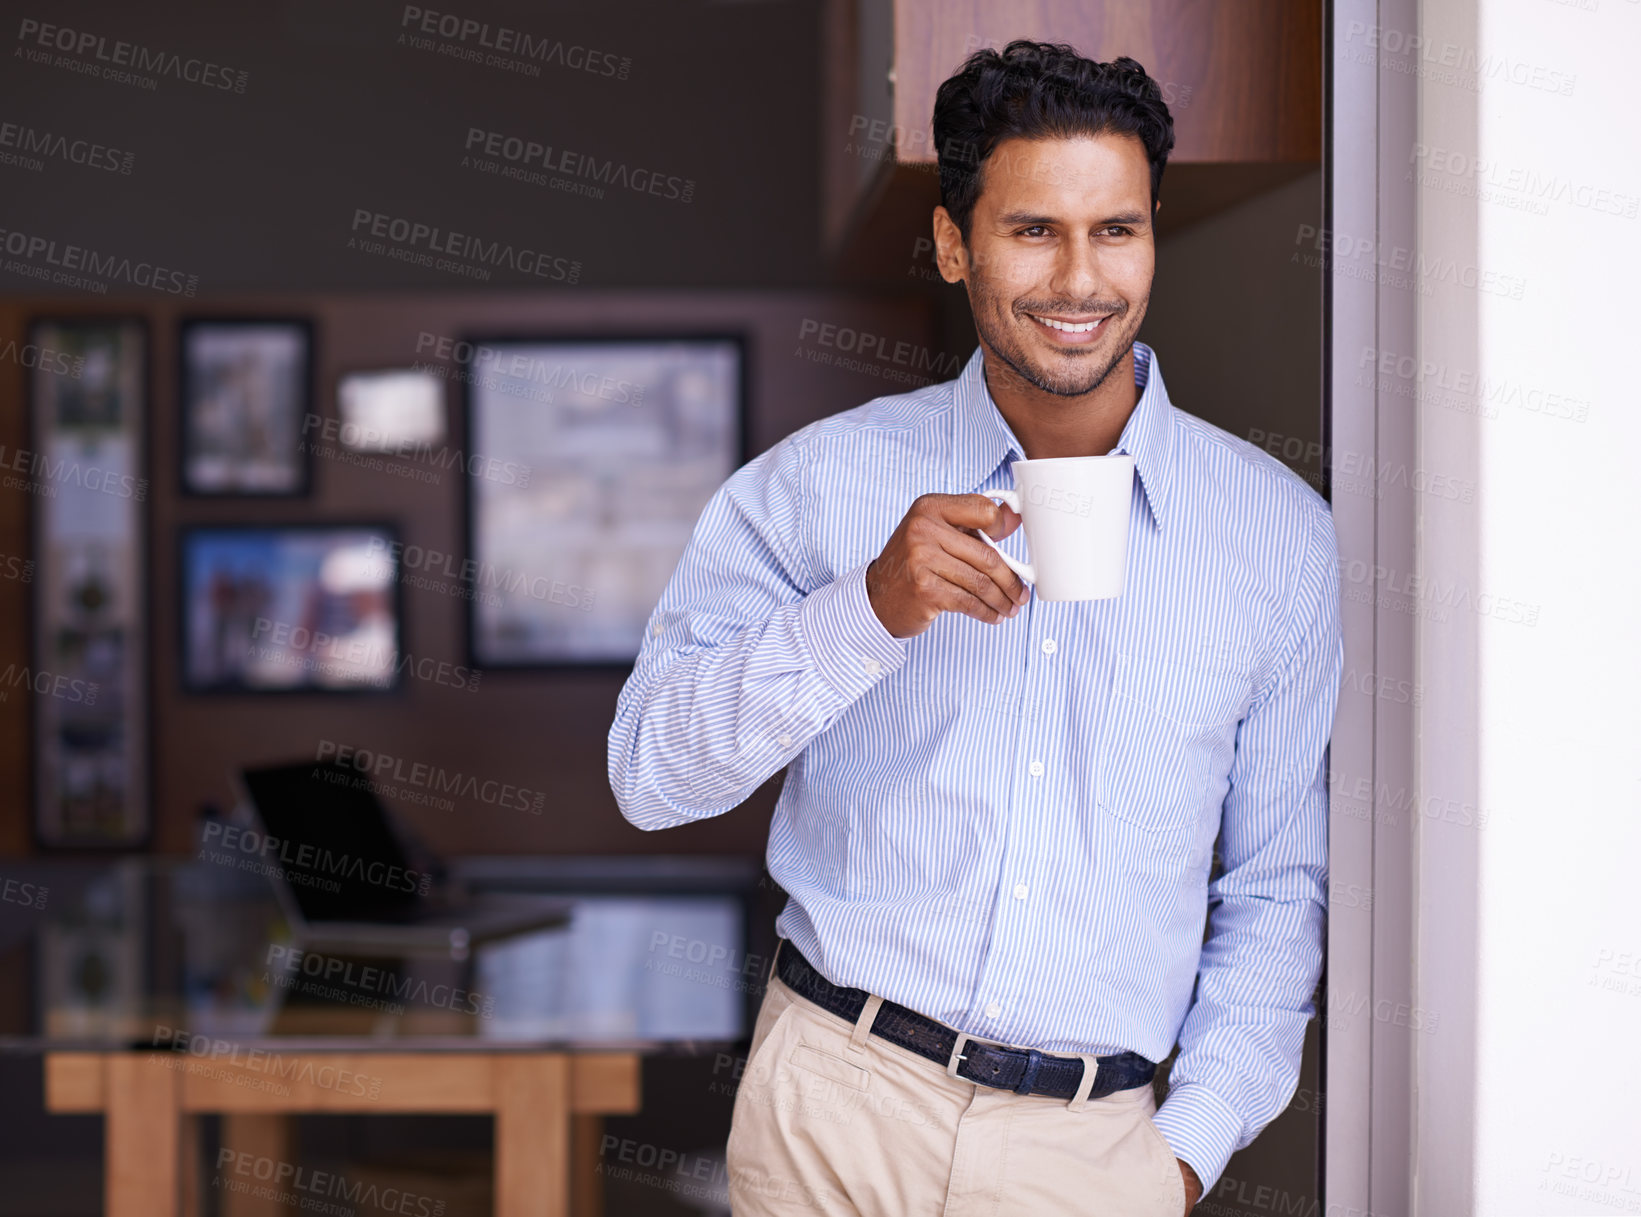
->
xmin=609 ymin=41 xmax=1342 ymax=1216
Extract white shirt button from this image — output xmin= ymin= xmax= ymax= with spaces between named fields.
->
xmin=1041 ymin=638 xmax=1057 ymax=655
xmin=1013 ymin=884 xmax=1029 ymax=900
xmin=860 ymin=657 xmax=881 ymax=677
xmin=1028 ymin=760 xmax=1044 ymax=777
xmin=984 ymin=1002 xmax=1002 ymax=1019
xmin=777 ymin=734 xmax=793 ymax=747
xmin=651 ymin=620 xmax=663 ymax=636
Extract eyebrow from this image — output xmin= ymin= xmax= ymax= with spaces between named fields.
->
xmin=994 ymin=210 xmax=1151 ymax=227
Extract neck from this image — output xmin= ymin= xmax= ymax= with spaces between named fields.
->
xmin=980 ymin=343 xmax=1140 ymax=460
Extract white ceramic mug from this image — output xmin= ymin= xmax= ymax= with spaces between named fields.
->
xmin=976 ymin=454 xmax=1135 ymax=601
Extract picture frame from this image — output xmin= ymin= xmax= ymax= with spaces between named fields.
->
xmin=25 ymin=316 xmax=152 ymax=850
xmin=333 ymin=366 xmax=448 ymax=454
xmin=178 ymin=522 xmax=405 ymax=694
xmin=178 ymin=317 xmax=314 ymax=497
xmin=461 ymin=334 xmax=747 ymax=669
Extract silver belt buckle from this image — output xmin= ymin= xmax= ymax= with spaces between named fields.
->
xmin=945 ymin=1032 xmax=972 ymax=1079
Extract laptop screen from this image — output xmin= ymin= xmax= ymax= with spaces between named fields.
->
xmin=238 ymin=761 xmax=427 ymax=923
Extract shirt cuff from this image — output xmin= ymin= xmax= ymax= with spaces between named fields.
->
xmin=1150 ymin=1081 xmax=1245 ymax=1197
xmin=796 ymin=558 xmax=908 ymax=699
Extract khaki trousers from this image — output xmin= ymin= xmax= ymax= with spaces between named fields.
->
xmin=726 ymin=970 xmax=1188 ymax=1216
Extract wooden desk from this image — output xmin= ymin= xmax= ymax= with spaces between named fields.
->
xmin=45 ymin=1050 xmax=641 ymax=1217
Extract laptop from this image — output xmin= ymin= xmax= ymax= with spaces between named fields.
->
xmin=230 ymin=760 xmax=573 ymax=958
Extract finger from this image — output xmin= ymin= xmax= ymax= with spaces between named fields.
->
xmin=924 ymin=568 xmax=1016 ymax=626
xmin=936 ymin=529 xmax=1030 ymax=607
xmin=924 ymin=548 xmax=1023 ymax=620
xmin=925 ymin=492 xmax=1021 ymax=540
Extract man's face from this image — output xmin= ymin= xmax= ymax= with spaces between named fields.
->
xmin=941 ymin=132 xmax=1157 ymax=398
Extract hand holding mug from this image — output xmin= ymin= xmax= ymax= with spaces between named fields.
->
xmin=866 ymin=493 xmax=1030 ymax=639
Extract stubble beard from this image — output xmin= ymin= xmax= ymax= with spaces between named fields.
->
xmin=968 ymin=270 xmax=1145 ymax=399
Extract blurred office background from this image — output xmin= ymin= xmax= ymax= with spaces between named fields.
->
xmin=0 ymin=2 xmax=1326 ymax=1214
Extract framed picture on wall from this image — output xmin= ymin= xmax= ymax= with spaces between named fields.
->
xmin=462 ymin=335 xmax=746 ymax=667
xmin=26 ymin=316 xmax=151 ymax=849
xmin=335 ymin=366 xmax=447 ymax=453
xmin=178 ymin=523 xmax=404 ymax=693
xmin=179 ymin=317 xmax=313 ymax=496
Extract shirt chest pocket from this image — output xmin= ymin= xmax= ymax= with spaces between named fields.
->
xmin=1095 ymin=652 xmax=1251 ymax=833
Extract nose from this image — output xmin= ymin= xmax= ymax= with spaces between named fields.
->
xmin=1049 ymin=231 xmax=1104 ymax=303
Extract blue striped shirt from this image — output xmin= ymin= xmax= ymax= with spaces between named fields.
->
xmin=608 ymin=341 xmax=1343 ymax=1192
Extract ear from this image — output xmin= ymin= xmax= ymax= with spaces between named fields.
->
xmin=931 ymin=206 xmax=969 ymax=285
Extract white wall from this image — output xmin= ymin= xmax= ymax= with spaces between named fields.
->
xmin=1415 ymin=1 xmax=1641 ymax=1214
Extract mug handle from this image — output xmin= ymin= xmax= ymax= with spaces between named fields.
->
xmin=976 ymin=489 xmax=1034 ymax=585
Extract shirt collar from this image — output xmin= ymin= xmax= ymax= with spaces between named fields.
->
xmin=949 ymin=340 xmax=1173 ymax=530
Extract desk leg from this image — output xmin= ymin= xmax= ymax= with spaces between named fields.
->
xmin=571 ymin=1116 xmax=603 ymax=1217
xmin=495 ymin=1055 xmax=570 ymax=1217
xmin=220 ymin=1115 xmax=296 ymax=1217
xmin=180 ymin=1114 xmax=202 ymax=1217
xmin=106 ymin=1056 xmax=181 ymax=1217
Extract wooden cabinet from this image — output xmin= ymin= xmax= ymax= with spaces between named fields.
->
xmin=823 ymin=0 xmax=1322 ymax=277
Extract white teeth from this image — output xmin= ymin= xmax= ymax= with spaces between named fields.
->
xmin=1030 ymin=314 xmax=1105 ymax=333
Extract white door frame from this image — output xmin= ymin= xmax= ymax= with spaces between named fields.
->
xmin=1324 ymin=0 xmax=1419 ymax=1212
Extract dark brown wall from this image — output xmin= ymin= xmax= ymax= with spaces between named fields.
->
xmin=0 ymin=0 xmax=830 ymax=292
xmin=0 ymin=290 xmax=939 ymax=857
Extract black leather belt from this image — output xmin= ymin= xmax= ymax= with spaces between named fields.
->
xmin=774 ymin=940 xmax=1157 ymax=1102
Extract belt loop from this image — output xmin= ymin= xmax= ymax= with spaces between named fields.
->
xmin=1065 ymin=1054 xmax=1101 ymax=1112
xmin=849 ymin=994 xmax=884 ymax=1055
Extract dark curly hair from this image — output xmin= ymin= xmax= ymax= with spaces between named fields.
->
xmin=932 ymin=41 xmax=1177 ymax=243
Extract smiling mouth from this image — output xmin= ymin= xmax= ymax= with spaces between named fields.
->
xmin=1026 ymin=312 xmax=1110 ymax=334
